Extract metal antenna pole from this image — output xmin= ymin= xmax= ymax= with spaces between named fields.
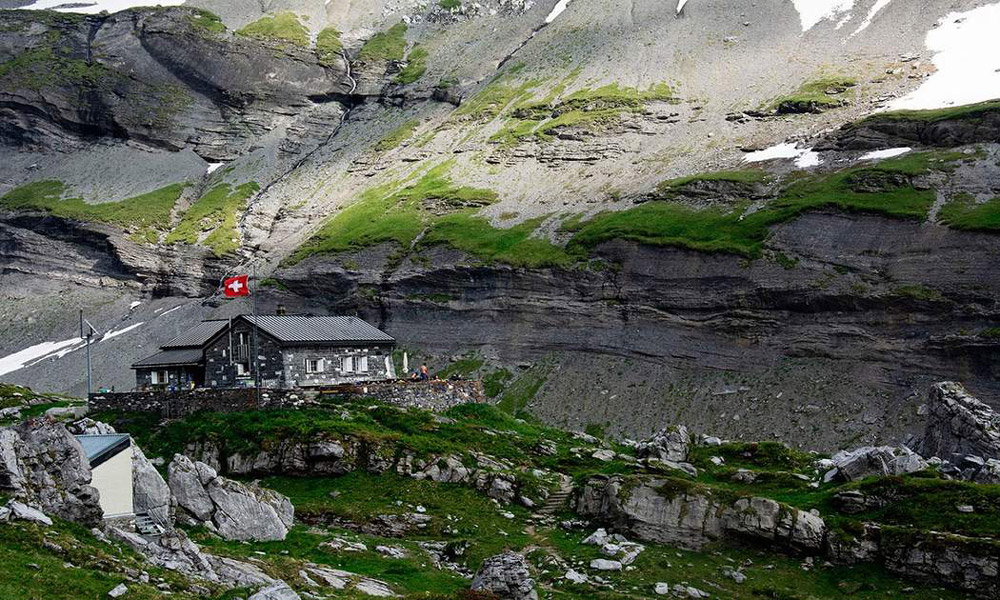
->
xmin=80 ymin=310 xmax=93 ymax=397
xmin=252 ymin=262 xmax=261 ymax=408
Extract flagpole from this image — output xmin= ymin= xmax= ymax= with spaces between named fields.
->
xmin=252 ymin=261 xmax=260 ymax=408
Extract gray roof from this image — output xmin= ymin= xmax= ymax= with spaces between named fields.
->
xmin=131 ymin=348 xmax=204 ymax=368
xmin=76 ymin=434 xmax=130 ymax=468
xmin=242 ymin=315 xmax=395 ymax=345
xmin=161 ymin=320 xmax=229 ymax=349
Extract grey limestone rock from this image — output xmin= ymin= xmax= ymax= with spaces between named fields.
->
xmin=471 ymin=552 xmax=538 ymax=600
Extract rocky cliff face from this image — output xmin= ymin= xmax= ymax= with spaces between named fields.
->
xmin=0 ymin=0 xmax=998 ymax=452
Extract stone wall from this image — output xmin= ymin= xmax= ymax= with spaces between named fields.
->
xmin=89 ymin=381 xmax=486 ymax=417
xmin=339 ymin=380 xmax=486 ymax=411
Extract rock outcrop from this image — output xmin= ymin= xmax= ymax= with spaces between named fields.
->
xmin=918 ymin=382 xmax=1000 ymax=461
xmin=471 ymin=552 xmax=538 ymax=600
xmin=635 ymin=426 xmax=691 ymax=462
xmin=168 ymin=454 xmax=293 ymax=541
xmin=576 ymin=475 xmax=825 ymax=552
xmin=828 ymin=446 xmax=928 ymax=482
xmin=133 ymin=443 xmax=173 ymax=527
xmin=184 ymin=438 xmax=541 ymax=506
xmin=0 ymin=420 xmax=102 ymax=526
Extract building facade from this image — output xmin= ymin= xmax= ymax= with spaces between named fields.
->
xmin=75 ymin=434 xmax=134 ymax=519
xmin=134 ymin=314 xmax=396 ymax=390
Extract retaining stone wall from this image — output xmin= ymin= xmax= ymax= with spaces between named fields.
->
xmin=89 ymin=380 xmax=485 ymax=417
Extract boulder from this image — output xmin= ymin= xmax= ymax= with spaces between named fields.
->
xmin=636 ymin=426 xmax=691 ymax=462
xmin=168 ymin=454 xmax=294 ymax=541
xmin=248 ymin=582 xmax=300 ymax=600
xmin=169 ymin=455 xmax=215 ymax=523
xmin=68 ymin=419 xmax=117 ymax=436
xmin=471 ymin=552 xmax=538 ymax=600
xmin=133 ymin=443 xmax=172 ymax=527
xmin=109 ymin=527 xmax=274 ymax=588
xmin=830 ymin=446 xmax=928 ymax=481
xmin=207 ymin=477 xmax=294 ymax=541
xmin=577 ymin=475 xmax=726 ymax=550
xmin=0 ymin=420 xmax=102 ymax=526
xmin=108 ymin=583 xmax=128 ymax=598
xmin=919 ymin=382 xmax=1000 ymax=460
xmin=7 ymin=500 xmax=53 ymax=525
xmin=722 ymin=497 xmax=825 ymax=551
xmin=589 ymin=558 xmax=622 ymax=570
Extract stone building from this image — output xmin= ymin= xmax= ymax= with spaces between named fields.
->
xmin=132 ymin=314 xmax=396 ymax=390
xmin=132 ymin=320 xmax=229 ymax=390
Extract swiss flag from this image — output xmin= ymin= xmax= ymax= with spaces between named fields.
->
xmin=223 ymin=275 xmax=250 ymax=297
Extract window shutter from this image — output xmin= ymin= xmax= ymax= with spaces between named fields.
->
xmin=359 ymin=356 xmax=369 ymax=372
xmin=343 ymin=356 xmax=354 ymax=372
xmin=318 ymin=358 xmax=325 ymax=372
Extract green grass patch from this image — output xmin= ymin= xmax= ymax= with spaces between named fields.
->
xmin=236 ymin=12 xmax=309 ymax=47
xmin=980 ymin=327 xmax=1000 ymax=340
xmin=315 ymin=27 xmax=343 ymax=65
xmin=0 ymin=180 xmax=185 ymax=242
xmin=374 ymin=119 xmax=420 ymax=152
xmin=866 ymin=99 xmax=1000 ymax=123
xmin=838 ymin=475 xmax=1000 ymax=539
xmin=187 ymin=8 xmax=226 ymax=34
xmin=0 ymin=519 xmax=239 ymax=599
xmin=439 ymin=0 xmax=461 ymax=8
xmin=437 ymin=355 xmax=485 ymax=379
xmin=358 ymin=22 xmax=407 ymax=62
xmin=394 ymin=46 xmax=428 ymax=85
xmin=938 ymin=194 xmax=1000 ymax=231
xmin=656 ymin=169 xmax=769 ymax=193
xmin=497 ymin=360 xmax=553 ymax=415
xmin=481 ymin=368 xmax=513 ymax=398
xmin=287 ymin=162 xmax=501 ymax=264
xmin=770 ymin=76 xmax=856 ymax=114
xmin=892 ymin=284 xmax=944 ymax=302
xmin=165 ymin=182 xmax=259 ymax=256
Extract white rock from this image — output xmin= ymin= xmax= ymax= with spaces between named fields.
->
xmin=582 ymin=528 xmax=609 ymax=545
xmin=108 ymin=583 xmax=128 ymax=598
xmin=7 ymin=500 xmax=52 ymax=526
xmin=654 ymin=582 xmax=671 ymax=595
xmin=589 ymin=558 xmax=622 ymax=571
xmin=564 ymin=569 xmax=588 ymax=583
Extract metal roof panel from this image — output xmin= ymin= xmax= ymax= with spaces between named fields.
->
xmin=131 ymin=348 xmax=204 ymax=368
xmin=243 ymin=315 xmax=395 ymax=344
xmin=161 ymin=320 xmax=229 ymax=349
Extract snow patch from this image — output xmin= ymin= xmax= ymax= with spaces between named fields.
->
xmin=791 ymin=0 xmax=853 ymax=32
xmin=159 ymin=305 xmax=183 ymax=317
xmin=100 ymin=322 xmax=144 ymax=343
xmin=860 ymin=147 xmax=911 ymax=160
xmin=744 ymin=143 xmax=822 ymax=168
xmin=795 ymin=149 xmax=822 ymax=168
xmin=17 ymin=0 xmax=184 ymax=14
xmin=889 ymin=3 xmax=1000 ymax=110
xmin=0 ymin=338 xmax=83 ymax=377
xmin=850 ymin=0 xmax=893 ymax=37
xmin=206 ymin=162 xmax=224 ymax=175
xmin=129 ymin=301 xmax=142 ymax=310
xmin=544 ymin=0 xmax=570 ymax=23
xmin=676 ymin=0 xmax=689 ymax=14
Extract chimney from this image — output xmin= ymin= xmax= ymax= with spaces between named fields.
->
xmin=276 ymin=304 xmax=287 ymax=315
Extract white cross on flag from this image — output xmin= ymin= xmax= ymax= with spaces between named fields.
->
xmin=223 ymin=274 xmax=250 ymax=297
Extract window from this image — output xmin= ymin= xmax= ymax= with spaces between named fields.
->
xmin=342 ymin=356 xmax=354 ymax=373
xmin=151 ymin=370 xmax=168 ymax=384
xmin=358 ymin=355 xmax=369 ymax=373
xmin=306 ymin=358 xmax=324 ymax=373
xmin=236 ymin=363 xmax=248 ymax=376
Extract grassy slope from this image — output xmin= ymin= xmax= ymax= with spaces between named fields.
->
xmin=0 ymin=181 xmax=185 ymax=242
xmin=0 ymin=519 xmax=245 ymax=599
xmin=938 ymin=194 xmax=1000 ymax=231
xmin=316 ymin=27 xmax=343 ymax=65
xmin=236 ymin=12 xmax=309 ymax=47
xmin=91 ymin=396 xmax=989 ymax=600
xmin=165 ymin=182 xmax=259 ymax=256
xmin=358 ymin=23 xmax=408 ymax=62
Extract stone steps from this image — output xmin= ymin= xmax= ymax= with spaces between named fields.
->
xmin=135 ymin=512 xmax=165 ymax=538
